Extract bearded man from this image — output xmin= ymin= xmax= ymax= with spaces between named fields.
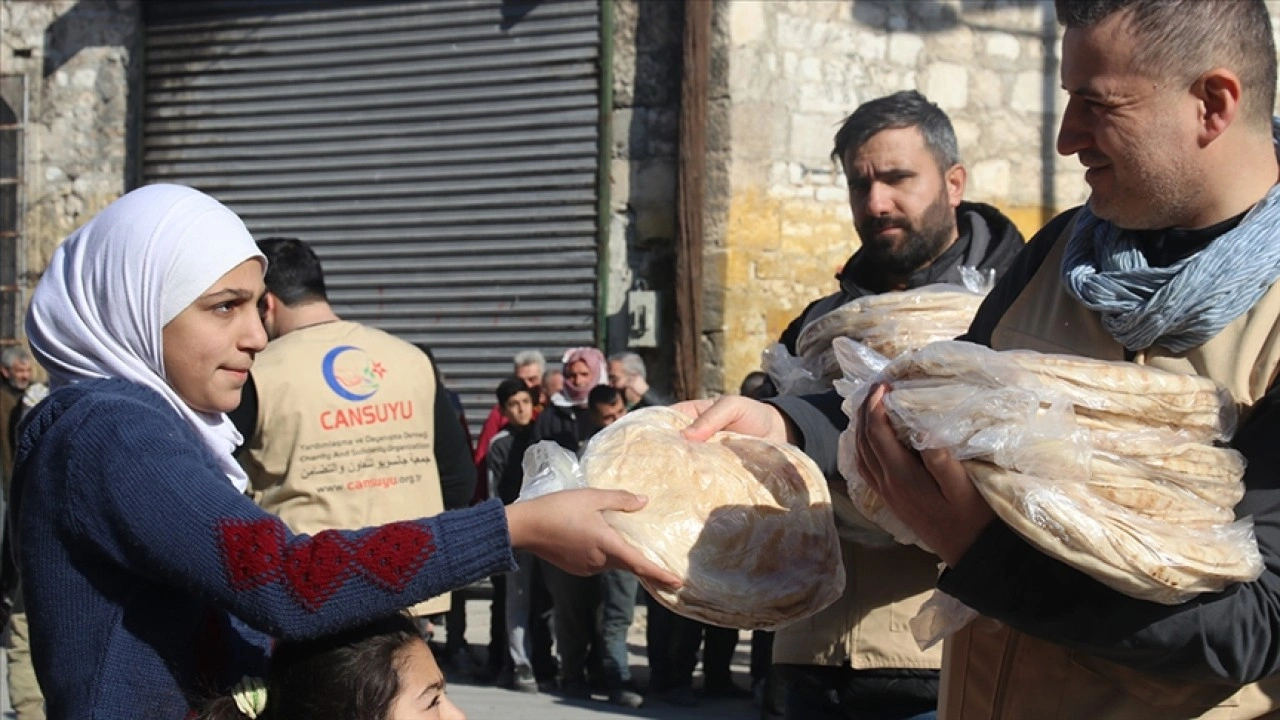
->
xmin=771 ymin=90 xmax=1024 ymax=720
xmin=779 ymin=90 xmax=1024 ymax=357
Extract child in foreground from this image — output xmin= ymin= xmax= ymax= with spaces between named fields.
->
xmin=199 ymin=614 xmax=463 ymax=720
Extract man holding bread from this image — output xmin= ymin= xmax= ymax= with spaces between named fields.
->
xmin=769 ymin=91 xmax=1023 ymax=720
xmin=681 ymin=0 xmax=1280 ymax=717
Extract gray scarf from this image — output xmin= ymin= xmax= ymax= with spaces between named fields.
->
xmin=1061 ymin=126 xmax=1280 ymax=353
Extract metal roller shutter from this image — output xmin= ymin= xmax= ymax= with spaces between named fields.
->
xmin=143 ymin=0 xmax=602 ymax=436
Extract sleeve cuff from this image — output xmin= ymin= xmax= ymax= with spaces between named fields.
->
xmin=436 ymin=499 xmax=518 ymax=579
xmin=767 ymin=391 xmax=848 ymax=480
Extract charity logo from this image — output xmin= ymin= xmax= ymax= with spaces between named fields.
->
xmin=321 ymin=345 xmax=387 ymax=401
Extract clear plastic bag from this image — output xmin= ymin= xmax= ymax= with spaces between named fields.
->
xmin=795 ymin=276 xmax=990 ymax=360
xmin=518 ymin=407 xmax=846 ymax=631
xmin=761 ymin=343 xmax=834 ymax=397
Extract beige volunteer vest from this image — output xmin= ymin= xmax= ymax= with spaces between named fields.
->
xmin=242 ymin=321 xmax=449 ymax=616
xmin=939 ymin=222 xmax=1280 ymax=720
xmin=774 ymin=493 xmax=942 ymax=672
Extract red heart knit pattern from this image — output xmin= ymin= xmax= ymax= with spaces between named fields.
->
xmin=219 ymin=519 xmax=285 ymax=591
xmin=217 ymin=519 xmax=436 ymax=612
xmin=351 ymin=523 xmax=437 ymax=592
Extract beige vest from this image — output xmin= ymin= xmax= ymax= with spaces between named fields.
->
xmin=939 ymin=222 xmax=1280 ymax=720
xmin=241 ymin=321 xmax=449 ymax=616
xmin=773 ymin=492 xmax=943 ymax=671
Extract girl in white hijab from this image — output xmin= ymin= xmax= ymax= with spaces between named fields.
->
xmin=27 ymin=183 xmax=261 ymax=490
xmin=11 ymin=184 xmax=677 ymax=719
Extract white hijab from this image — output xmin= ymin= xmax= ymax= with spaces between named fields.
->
xmin=25 ymin=184 xmax=265 ymax=491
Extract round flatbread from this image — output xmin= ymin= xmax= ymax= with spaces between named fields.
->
xmin=581 ymin=407 xmax=845 ymax=629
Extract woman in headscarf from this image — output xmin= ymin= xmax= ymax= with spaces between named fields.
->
xmin=527 ymin=346 xmax=612 ymax=699
xmin=533 ymin=347 xmax=608 ymax=454
xmin=11 ymin=185 xmax=677 ymax=719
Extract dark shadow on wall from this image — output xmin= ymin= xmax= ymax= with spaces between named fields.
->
xmin=607 ymin=0 xmax=683 ymax=397
xmin=43 ymin=0 xmax=145 ymax=189
xmin=850 ymin=0 xmax=1060 ymax=228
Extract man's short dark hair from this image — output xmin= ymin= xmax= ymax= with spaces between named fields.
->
xmin=831 ymin=90 xmax=960 ymax=172
xmin=1055 ymin=0 xmax=1276 ymax=130
xmin=495 ymin=377 xmax=532 ymax=406
xmin=259 ymin=237 xmax=329 ymax=307
xmin=587 ymin=384 xmax=621 ymax=409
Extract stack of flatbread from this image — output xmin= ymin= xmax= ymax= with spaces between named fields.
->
xmin=837 ymin=340 xmax=1261 ymax=605
xmin=796 ymin=287 xmax=987 ymax=363
xmin=581 ymin=407 xmax=845 ymax=629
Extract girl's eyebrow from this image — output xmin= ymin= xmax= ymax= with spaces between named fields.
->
xmin=199 ymin=288 xmax=255 ymax=302
xmin=418 ymin=679 xmax=446 ymax=698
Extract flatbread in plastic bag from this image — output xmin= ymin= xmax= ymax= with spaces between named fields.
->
xmin=520 ymin=407 xmax=845 ymax=630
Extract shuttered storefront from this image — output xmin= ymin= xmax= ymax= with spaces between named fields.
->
xmin=143 ymin=0 xmax=602 ymax=435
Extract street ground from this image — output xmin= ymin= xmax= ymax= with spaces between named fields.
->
xmin=443 ymin=580 xmax=761 ymax=719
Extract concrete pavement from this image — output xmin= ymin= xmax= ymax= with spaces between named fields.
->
xmin=443 ymin=582 xmax=762 ymax=719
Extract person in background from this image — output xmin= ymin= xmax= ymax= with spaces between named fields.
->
xmin=531 ymin=347 xmax=611 ymax=700
xmin=413 ymin=343 xmax=484 ymax=679
xmin=0 ymin=346 xmax=34 ymax=488
xmin=586 ymin=384 xmax=627 ymax=429
xmin=485 ymin=377 xmax=541 ymax=693
xmin=0 ymin=346 xmax=43 ymax=720
xmin=473 ymin=350 xmax=546 ymax=501
xmin=234 ymin=237 xmax=476 ymax=670
xmin=584 ymin=383 xmax=644 ymax=707
xmin=607 ymin=352 xmax=665 ymax=409
xmin=738 ymin=370 xmax=775 ymax=402
xmin=541 ymin=368 xmax=563 ymax=408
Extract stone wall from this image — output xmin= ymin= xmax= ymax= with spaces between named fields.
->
xmin=606 ymin=0 xmax=682 ymax=394
xmin=707 ymin=0 xmax=1280 ymax=395
xmin=1 ymin=0 xmax=141 ymax=324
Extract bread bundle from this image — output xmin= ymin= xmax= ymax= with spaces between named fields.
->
xmin=835 ymin=340 xmax=1260 ymax=606
xmin=764 ymin=284 xmax=986 ymax=397
xmin=581 ymin=407 xmax=845 ymax=630
xmin=796 ymin=288 xmax=986 ymax=361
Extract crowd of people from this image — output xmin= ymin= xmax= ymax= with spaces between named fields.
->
xmin=2 ymin=1 xmax=1280 ymax=719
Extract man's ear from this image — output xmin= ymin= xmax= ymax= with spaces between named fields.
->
xmin=1194 ymin=67 xmax=1242 ymax=147
xmin=945 ymin=163 xmax=967 ymax=208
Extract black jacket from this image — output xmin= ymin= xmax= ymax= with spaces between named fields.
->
xmin=778 ymin=201 xmax=1027 ymax=354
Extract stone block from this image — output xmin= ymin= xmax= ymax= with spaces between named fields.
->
xmin=731 ymin=102 xmax=789 ymax=170
xmin=727 ymin=188 xmax=782 ymax=252
xmin=888 ymin=32 xmax=924 ymax=67
xmin=775 ymin=13 xmax=810 ymax=49
xmin=922 ymin=62 xmax=968 ymax=110
xmin=799 ymin=57 xmax=823 ymax=84
xmin=970 ymin=158 xmax=1012 ymax=199
xmin=929 ymin=26 xmax=975 ymax=63
xmin=729 ymin=49 xmax=773 ymax=101
xmin=985 ymin=31 xmax=1021 ymax=61
xmin=953 ymin=118 xmax=981 ymax=158
xmin=971 ymin=68 xmax=1005 ymax=109
xmin=1011 ymin=71 xmax=1047 ymax=114
xmin=729 ymin=0 xmax=767 ymax=47
xmin=790 ymin=113 xmax=842 ymax=164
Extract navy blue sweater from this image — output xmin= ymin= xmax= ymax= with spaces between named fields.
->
xmin=10 ymin=379 xmax=515 ymax=719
